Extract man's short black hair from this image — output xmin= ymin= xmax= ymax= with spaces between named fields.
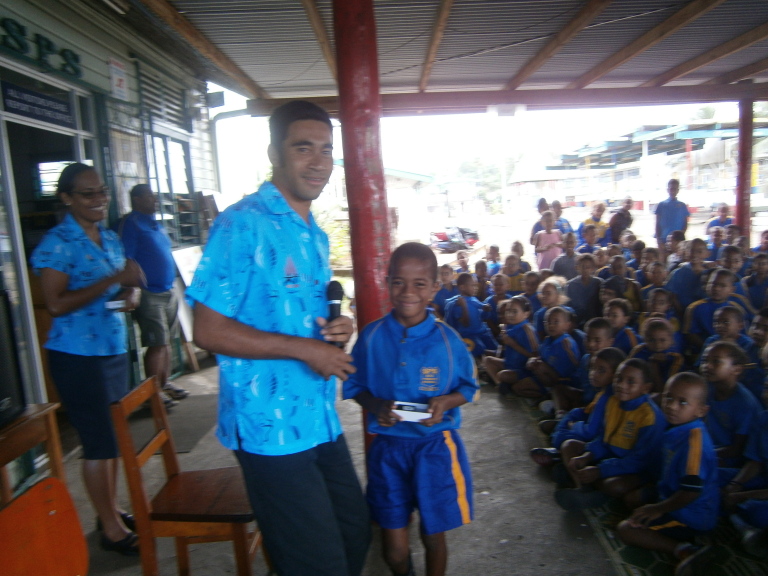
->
xmin=269 ymin=100 xmax=333 ymax=148
xmin=130 ymin=183 xmax=152 ymax=198
xmin=388 ymin=242 xmax=438 ymax=281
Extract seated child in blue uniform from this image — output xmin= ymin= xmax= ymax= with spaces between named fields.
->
xmin=474 ymin=259 xmax=491 ymax=302
xmin=629 ymin=318 xmax=685 ymax=395
xmin=721 ymin=401 xmax=768 ymax=558
xmin=697 ymin=306 xmax=763 ymax=402
xmin=576 ymin=224 xmax=599 ymax=254
xmin=533 ymin=276 xmax=573 ymax=340
xmin=741 ymin=253 xmax=768 ymax=311
xmin=522 ymin=306 xmax=579 ymax=399
xmin=617 ymin=372 xmax=719 ymax=576
xmin=626 ymin=240 xmax=644 ymax=270
xmin=343 ymin=242 xmax=477 ymax=576
xmin=522 ymin=271 xmax=542 ymax=316
xmin=546 ymin=317 xmax=614 ymax=423
xmin=640 ymin=262 xmax=667 ymax=301
xmin=432 ymin=263 xmax=458 ymax=319
xmin=749 ymin=306 xmax=768 ymax=353
xmin=454 ymin=250 xmax=470 ymax=274
xmin=708 ymin=226 xmax=726 ymax=260
xmin=597 ymin=255 xmax=634 ymax=281
xmin=444 ymin=272 xmax=497 ymax=358
xmin=605 ymin=298 xmax=642 ymax=354
xmin=684 ymin=268 xmax=750 ymax=353
xmin=531 ymin=346 xmax=626 ymax=466
xmin=634 ymin=247 xmax=661 ymax=288
xmin=484 ymin=295 xmax=539 ymax=397
xmin=638 ymin=288 xmax=683 ymax=349
xmin=511 ymin=241 xmax=532 ymax=273
xmin=556 ymin=358 xmax=666 ymax=510
xmin=501 ymin=254 xmax=525 ymax=294
xmin=485 ymin=244 xmax=502 ymax=276
xmin=565 ymin=254 xmax=602 ymax=328
xmin=665 ymin=238 xmax=709 ymax=310
xmin=700 ymin=341 xmax=762 ymax=468
xmin=484 ymin=273 xmax=513 ymax=338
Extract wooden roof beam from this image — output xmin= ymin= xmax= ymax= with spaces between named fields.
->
xmin=505 ymin=0 xmax=613 ymax=91
xmin=567 ymin=0 xmax=727 ymax=90
xmin=247 ymin=83 xmax=768 ymax=117
xmin=300 ymin=0 xmax=337 ymax=81
xmin=642 ymin=20 xmax=768 ymax=87
xmin=419 ymin=0 xmax=455 ymax=93
xmin=703 ymin=57 xmax=768 ymax=85
xmin=133 ymin=0 xmax=269 ymax=99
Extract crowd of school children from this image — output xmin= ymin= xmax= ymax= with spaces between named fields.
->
xmin=430 ymin=199 xmax=768 ymax=576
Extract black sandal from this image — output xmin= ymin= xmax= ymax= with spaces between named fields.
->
xmin=100 ymin=531 xmax=139 ymax=556
xmin=96 ymin=512 xmax=136 ymax=532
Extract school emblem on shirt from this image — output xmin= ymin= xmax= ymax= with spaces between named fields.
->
xmin=419 ymin=367 xmax=440 ymax=392
xmin=283 ymin=256 xmax=300 ymax=292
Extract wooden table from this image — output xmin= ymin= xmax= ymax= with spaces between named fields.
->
xmin=0 ymin=403 xmax=64 ymax=505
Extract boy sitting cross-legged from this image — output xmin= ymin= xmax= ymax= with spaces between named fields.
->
xmin=343 ymin=242 xmax=477 ymax=576
xmin=699 ymin=341 xmax=762 ymax=468
xmin=444 ymin=272 xmax=497 ymax=360
xmin=531 ymin=346 xmax=626 ymax=466
xmin=555 ymin=358 xmax=666 ymax=510
xmin=629 ymin=318 xmax=685 ymax=396
xmin=617 ymin=372 xmax=719 ymax=576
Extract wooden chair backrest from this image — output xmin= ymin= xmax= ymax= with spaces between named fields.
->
xmin=110 ymin=376 xmax=180 ymax=523
xmin=0 ymin=477 xmax=88 ymax=576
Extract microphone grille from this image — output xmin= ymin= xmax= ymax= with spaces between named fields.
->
xmin=327 ymin=280 xmax=344 ymax=301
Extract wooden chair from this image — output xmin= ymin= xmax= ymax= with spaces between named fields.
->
xmin=110 ymin=376 xmax=263 ymax=576
xmin=0 ymin=477 xmax=88 ymax=576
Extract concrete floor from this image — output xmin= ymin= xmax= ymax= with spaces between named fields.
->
xmin=61 ymin=360 xmax=615 ymax=576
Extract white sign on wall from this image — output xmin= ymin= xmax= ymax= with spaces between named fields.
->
xmin=109 ymin=58 xmax=128 ymax=101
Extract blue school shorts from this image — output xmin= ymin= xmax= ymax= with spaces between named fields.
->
xmin=366 ymin=430 xmax=473 ymax=535
xmin=462 ymin=333 xmax=498 ymax=358
xmin=647 ymin=513 xmax=701 ymax=541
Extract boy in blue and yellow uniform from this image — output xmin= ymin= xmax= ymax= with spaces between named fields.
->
xmin=344 ymin=242 xmax=477 ymax=576
xmin=630 ymin=318 xmax=685 ymax=395
xmin=605 ymin=298 xmax=642 ymax=354
xmin=556 ymin=358 xmax=666 ymax=510
xmin=444 ymin=272 xmax=497 ymax=358
xmin=700 ymin=341 xmax=762 ymax=468
xmin=617 ymin=373 xmax=719 ymax=576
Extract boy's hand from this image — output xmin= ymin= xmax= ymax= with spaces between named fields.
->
xmin=574 ymin=466 xmax=601 ymax=484
xmin=420 ymin=396 xmax=450 ymax=427
xmin=627 ymin=504 xmax=663 ymax=528
xmin=373 ymin=399 xmax=400 ymax=427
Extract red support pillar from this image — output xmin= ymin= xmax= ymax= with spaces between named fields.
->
xmin=736 ymin=99 xmax=754 ymax=238
xmin=332 ymin=0 xmax=391 ymax=330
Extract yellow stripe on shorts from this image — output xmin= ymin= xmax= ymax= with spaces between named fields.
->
xmin=443 ymin=430 xmax=471 ymax=525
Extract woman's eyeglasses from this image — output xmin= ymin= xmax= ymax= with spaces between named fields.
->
xmin=72 ymin=186 xmax=109 ymax=200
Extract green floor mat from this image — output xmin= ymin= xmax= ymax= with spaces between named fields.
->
xmin=514 ymin=395 xmax=768 ymax=576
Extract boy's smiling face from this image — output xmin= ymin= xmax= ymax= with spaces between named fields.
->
xmin=388 ymin=257 xmax=439 ymax=328
xmin=544 ymin=309 xmax=569 ymax=338
xmin=645 ymin=327 xmax=673 ymax=352
xmin=613 ymin=364 xmax=650 ymax=402
xmin=585 ymin=327 xmax=613 ymax=354
xmin=713 ymin=309 xmax=742 ymax=340
xmin=749 ymin=314 xmax=768 ymax=348
xmin=707 ymin=274 xmax=733 ymax=302
xmin=589 ymin=357 xmax=615 ymax=389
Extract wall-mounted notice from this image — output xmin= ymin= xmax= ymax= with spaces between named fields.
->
xmin=109 ymin=57 xmax=128 ymax=101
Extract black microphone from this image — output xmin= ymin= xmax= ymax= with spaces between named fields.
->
xmin=327 ymin=280 xmax=345 ymax=348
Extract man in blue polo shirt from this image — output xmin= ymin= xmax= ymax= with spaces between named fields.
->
xmin=119 ymin=184 xmax=187 ymax=404
xmin=187 ymin=101 xmax=370 ymax=576
xmin=655 ymin=179 xmax=689 ymax=257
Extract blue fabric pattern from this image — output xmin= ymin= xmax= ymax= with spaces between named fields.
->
xmin=186 ymin=181 xmax=340 ymax=456
xmin=30 ymin=213 xmax=126 ymax=355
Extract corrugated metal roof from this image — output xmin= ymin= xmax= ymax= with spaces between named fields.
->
xmin=130 ymin=0 xmax=768 ymax=99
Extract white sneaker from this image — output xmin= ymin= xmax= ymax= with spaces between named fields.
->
xmin=538 ymin=400 xmax=555 ymax=416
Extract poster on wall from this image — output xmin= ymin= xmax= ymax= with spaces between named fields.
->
xmin=109 ymin=58 xmax=128 ymax=101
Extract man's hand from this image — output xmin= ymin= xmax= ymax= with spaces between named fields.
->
xmin=116 ymin=287 xmax=141 ymax=312
xmin=297 ymin=339 xmax=356 ymax=381
xmin=317 ymin=316 xmax=354 ymax=347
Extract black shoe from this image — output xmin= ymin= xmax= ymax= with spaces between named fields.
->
xmin=96 ymin=512 xmax=136 ymax=532
xmin=100 ymin=532 xmax=139 ymax=556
